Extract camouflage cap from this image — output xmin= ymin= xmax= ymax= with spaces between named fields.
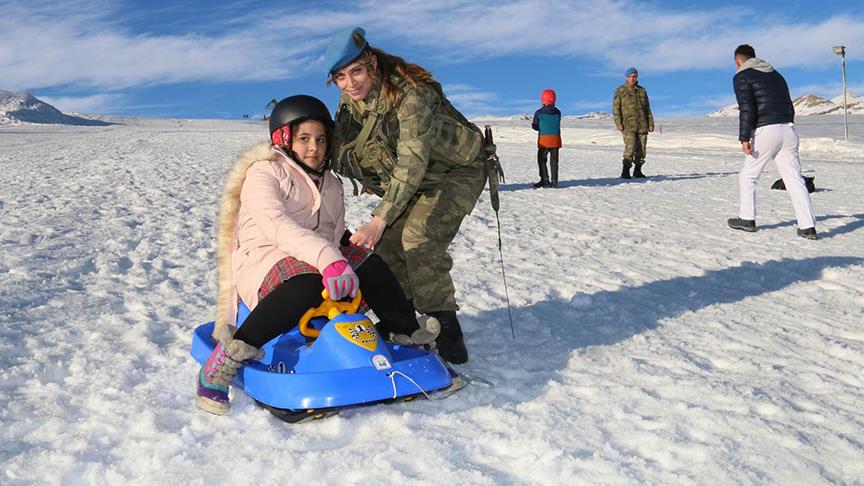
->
xmin=324 ymin=27 xmax=369 ymax=76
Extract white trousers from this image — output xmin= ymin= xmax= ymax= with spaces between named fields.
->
xmin=738 ymin=123 xmax=816 ymax=229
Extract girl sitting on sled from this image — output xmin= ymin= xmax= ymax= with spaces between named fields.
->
xmin=196 ymin=95 xmax=437 ymax=415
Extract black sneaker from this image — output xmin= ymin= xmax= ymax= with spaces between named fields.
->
xmin=532 ymin=180 xmax=550 ymax=188
xmin=797 ymin=227 xmax=817 ymax=240
xmin=727 ymin=217 xmax=756 ymax=232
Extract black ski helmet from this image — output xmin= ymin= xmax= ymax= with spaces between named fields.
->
xmin=268 ymin=95 xmax=333 ymax=148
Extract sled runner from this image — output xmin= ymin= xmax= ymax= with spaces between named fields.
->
xmin=191 ymin=292 xmax=456 ymax=423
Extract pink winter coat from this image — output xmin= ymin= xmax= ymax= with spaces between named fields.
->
xmin=213 ymin=142 xmax=346 ymax=342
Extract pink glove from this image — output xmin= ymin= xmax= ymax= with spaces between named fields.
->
xmin=321 ymin=260 xmax=359 ymax=300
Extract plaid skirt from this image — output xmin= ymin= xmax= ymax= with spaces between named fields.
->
xmin=258 ymin=245 xmax=372 ymax=300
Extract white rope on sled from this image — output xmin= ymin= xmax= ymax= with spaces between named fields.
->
xmin=387 ymin=371 xmax=461 ymax=401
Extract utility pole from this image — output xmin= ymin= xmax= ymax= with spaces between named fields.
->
xmin=833 ymin=45 xmax=848 ymax=141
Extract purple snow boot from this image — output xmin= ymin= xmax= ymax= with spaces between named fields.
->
xmin=196 ymin=339 xmax=261 ymax=415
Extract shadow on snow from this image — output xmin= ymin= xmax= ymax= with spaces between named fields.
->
xmin=755 ymin=213 xmax=864 ymax=240
xmin=498 ymin=171 xmax=738 ymax=192
xmin=456 ymin=255 xmax=864 ymax=409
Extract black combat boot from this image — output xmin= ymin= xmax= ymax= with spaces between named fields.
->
xmin=621 ymin=159 xmax=632 ymax=179
xmin=797 ymin=227 xmax=817 ymax=240
xmin=429 ymin=311 xmax=468 ymax=364
xmin=532 ymin=180 xmax=550 ymax=188
xmin=633 ymin=162 xmax=646 ymax=178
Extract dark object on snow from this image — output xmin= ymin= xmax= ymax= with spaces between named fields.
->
xmin=256 ymin=399 xmax=340 ymax=423
xmin=727 ymin=217 xmax=757 ymax=232
xmin=430 ymin=311 xmax=469 ymax=364
xmin=633 ymin=162 xmax=646 ymax=178
xmin=771 ymin=176 xmax=815 ymax=193
xmin=533 ymin=179 xmax=550 ymax=188
xmin=797 ymin=227 xmax=818 ymax=240
xmin=621 ymin=159 xmax=632 ymax=179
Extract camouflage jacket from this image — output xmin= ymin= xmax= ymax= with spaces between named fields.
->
xmin=613 ymin=83 xmax=654 ymax=133
xmin=332 ymin=75 xmax=484 ymax=224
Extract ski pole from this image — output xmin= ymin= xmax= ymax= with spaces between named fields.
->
xmin=484 ymin=125 xmax=515 ymax=339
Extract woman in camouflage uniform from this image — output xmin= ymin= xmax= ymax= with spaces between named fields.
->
xmin=324 ymin=27 xmax=487 ymax=364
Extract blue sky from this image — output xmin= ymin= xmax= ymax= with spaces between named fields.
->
xmin=2 ymin=0 xmax=863 ymax=119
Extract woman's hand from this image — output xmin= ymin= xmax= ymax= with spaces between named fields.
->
xmin=349 ymin=216 xmax=387 ymax=249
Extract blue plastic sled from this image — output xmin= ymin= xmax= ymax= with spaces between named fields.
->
xmin=190 ymin=292 xmax=453 ymax=421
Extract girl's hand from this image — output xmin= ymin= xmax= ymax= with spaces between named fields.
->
xmin=349 ymin=216 xmax=387 ymax=249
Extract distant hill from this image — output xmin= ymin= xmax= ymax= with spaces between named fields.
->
xmin=0 ymin=90 xmax=111 ymax=126
xmin=473 ymin=111 xmax=612 ymax=123
xmin=567 ymin=112 xmax=612 ymax=120
xmin=707 ymin=93 xmax=864 ymax=117
xmin=473 ymin=114 xmax=533 ymax=122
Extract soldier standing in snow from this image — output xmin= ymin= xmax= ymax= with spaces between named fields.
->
xmin=531 ymin=89 xmax=562 ymax=188
xmin=325 ymin=27 xmax=487 ymax=364
xmin=726 ymin=44 xmax=817 ymax=240
xmin=613 ymin=67 xmax=654 ymax=178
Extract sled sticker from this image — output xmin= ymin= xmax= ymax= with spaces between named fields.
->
xmin=266 ymin=361 xmax=294 ymax=374
xmin=335 ymin=319 xmax=378 ymax=351
xmin=371 ymin=354 xmax=392 ymax=370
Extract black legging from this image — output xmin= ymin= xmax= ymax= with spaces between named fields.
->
xmin=232 ymin=254 xmax=419 ymax=348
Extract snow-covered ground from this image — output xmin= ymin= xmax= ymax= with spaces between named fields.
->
xmin=1 ymin=115 xmax=863 ymax=485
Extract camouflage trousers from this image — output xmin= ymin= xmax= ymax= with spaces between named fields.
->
xmin=375 ymin=162 xmax=486 ymax=313
xmin=622 ymin=130 xmax=648 ymax=162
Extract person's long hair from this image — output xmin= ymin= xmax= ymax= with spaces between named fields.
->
xmin=331 ymin=47 xmax=438 ymax=108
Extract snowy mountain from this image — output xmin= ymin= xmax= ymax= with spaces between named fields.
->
xmin=472 ymin=113 xmax=533 ymax=122
xmin=473 ymin=112 xmax=612 ymax=125
xmin=829 ymin=93 xmax=864 ymax=114
xmin=708 ymin=93 xmax=864 ymax=117
xmin=566 ymin=111 xmax=612 ymax=120
xmin=0 ymin=89 xmax=109 ymax=126
xmin=794 ymin=94 xmax=839 ymax=115
xmin=706 ymin=104 xmax=739 ymax=118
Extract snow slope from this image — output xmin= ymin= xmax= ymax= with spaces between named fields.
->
xmin=1 ymin=116 xmax=863 ymax=485
xmin=0 ymin=89 xmax=110 ymax=126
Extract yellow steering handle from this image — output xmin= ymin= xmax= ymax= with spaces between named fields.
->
xmin=298 ymin=289 xmax=363 ymax=338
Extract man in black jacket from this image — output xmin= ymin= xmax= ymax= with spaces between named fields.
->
xmin=727 ymin=44 xmax=817 ymax=240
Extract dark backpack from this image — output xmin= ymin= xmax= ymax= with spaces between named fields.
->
xmin=771 ymin=176 xmax=815 ymax=193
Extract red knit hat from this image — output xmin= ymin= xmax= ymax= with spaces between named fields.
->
xmin=541 ymin=89 xmax=556 ymax=105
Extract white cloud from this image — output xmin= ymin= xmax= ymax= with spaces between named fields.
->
xmin=688 ymin=94 xmax=738 ymax=109
xmin=441 ymin=83 xmax=534 ymax=116
xmin=38 ymin=93 xmax=125 ymax=114
xmin=614 ymin=16 xmax=864 ymax=73
xmin=790 ymin=81 xmax=864 ymax=99
xmin=562 ymin=100 xmax=613 ymax=112
xmin=1 ymin=0 xmax=862 ymax=93
xmin=0 ymin=1 xmax=318 ymax=91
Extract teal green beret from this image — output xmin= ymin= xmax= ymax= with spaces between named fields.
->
xmin=324 ymin=27 xmax=368 ymax=76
